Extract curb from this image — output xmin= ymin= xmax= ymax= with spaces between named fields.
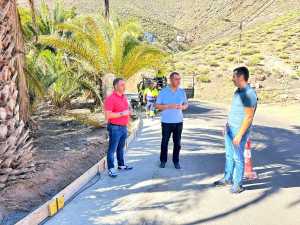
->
xmin=15 ymin=117 xmax=143 ymax=225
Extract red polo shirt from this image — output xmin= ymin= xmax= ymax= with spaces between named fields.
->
xmin=104 ymin=91 xmax=129 ymax=126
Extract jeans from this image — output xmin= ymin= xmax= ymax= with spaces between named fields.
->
xmin=145 ymin=101 xmax=155 ymax=112
xmin=224 ymin=124 xmax=250 ymax=187
xmin=107 ymin=124 xmax=128 ymax=169
xmin=160 ymin=122 xmax=183 ymax=164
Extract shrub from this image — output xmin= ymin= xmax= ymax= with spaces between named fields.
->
xmin=214 ymin=54 xmax=224 ymax=60
xmin=290 ymin=74 xmax=299 ymax=80
xmin=225 ymin=55 xmax=235 ymax=62
xmin=247 ymin=54 xmax=264 ymax=66
xmin=220 ymin=41 xmax=230 ymax=46
xmin=229 ymin=49 xmax=238 ymax=54
xmin=197 ymin=74 xmax=211 ymax=83
xmin=241 ymin=48 xmax=260 ymax=56
xmin=208 ymin=60 xmax=220 ymax=67
xmin=198 ymin=67 xmax=210 ymax=75
xmin=279 ymin=53 xmax=289 ymax=60
xmin=275 ymin=42 xmax=289 ymax=51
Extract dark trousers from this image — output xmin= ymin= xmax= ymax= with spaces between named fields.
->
xmin=160 ymin=122 xmax=183 ymax=164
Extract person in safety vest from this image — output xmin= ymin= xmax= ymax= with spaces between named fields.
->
xmin=144 ymin=81 xmax=159 ymax=117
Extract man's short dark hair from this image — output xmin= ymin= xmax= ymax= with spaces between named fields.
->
xmin=113 ymin=78 xmax=124 ymax=87
xmin=170 ymin=72 xmax=180 ymax=79
xmin=233 ymin=66 xmax=249 ymax=81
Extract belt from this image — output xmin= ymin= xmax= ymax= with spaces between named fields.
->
xmin=108 ymin=123 xmax=127 ymax=127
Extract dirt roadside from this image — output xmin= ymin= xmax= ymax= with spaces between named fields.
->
xmin=0 ymin=104 xmax=107 ymax=225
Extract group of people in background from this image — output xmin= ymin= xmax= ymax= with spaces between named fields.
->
xmin=104 ymin=66 xmax=257 ymax=194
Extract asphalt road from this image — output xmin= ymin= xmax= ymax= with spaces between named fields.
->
xmin=45 ymin=101 xmax=300 ymax=225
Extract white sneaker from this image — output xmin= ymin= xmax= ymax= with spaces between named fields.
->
xmin=108 ymin=168 xmax=118 ymax=177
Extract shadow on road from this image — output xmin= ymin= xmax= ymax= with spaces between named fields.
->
xmin=143 ymin=104 xmax=299 ymax=225
xmin=182 ymin=105 xmax=300 ymax=225
xmin=49 ymin=103 xmax=300 ymax=225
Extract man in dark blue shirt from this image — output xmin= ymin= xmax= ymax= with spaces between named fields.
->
xmin=214 ymin=66 xmax=257 ymax=193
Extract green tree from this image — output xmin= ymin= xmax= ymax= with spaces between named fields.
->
xmin=38 ymin=16 xmax=167 ymax=97
xmin=19 ymin=0 xmax=77 ymax=42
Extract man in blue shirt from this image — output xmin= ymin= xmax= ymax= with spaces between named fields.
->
xmin=156 ymin=72 xmax=188 ymax=169
xmin=214 ymin=66 xmax=258 ymax=193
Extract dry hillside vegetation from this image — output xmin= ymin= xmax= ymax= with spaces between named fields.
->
xmin=169 ymin=11 xmax=300 ymax=103
xmin=19 ymin=0 xmax=300 ymax=45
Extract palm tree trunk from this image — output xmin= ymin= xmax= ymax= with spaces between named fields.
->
xmin=104 ymin=0 xmax=110 ymax=20
xmin=16 ymin=7 xmax=30 ymax=123
xmin=0 ymin=0 xmax=35 ymax=190
xmin=27 ymin=0 xmax=39 ymax=42
xmin=102 ymin=73 xmax=115 ymax=99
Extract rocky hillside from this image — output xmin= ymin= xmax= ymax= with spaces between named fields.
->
xmin=108 ymin=0 xmax=300 ymax=46
xmin=168 ymin=11 xmax=300 ymax=103
xmin=19 ymin=0 xmax=300 ymax=46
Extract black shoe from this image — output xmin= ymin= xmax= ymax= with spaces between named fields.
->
xmin=213 ymin=178 xmax=232 ymax=187
xmin=118 ymin=165 xmax=133 ymax=170
xmin=230 ymin=185 xmax=245 ymax=194
xmin=174 ymin=163 xmax=181 ymax=169
xmin=160 ymin=162 xmax=166 ymax=168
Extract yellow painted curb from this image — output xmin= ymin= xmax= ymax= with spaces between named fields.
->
xmin=15 ymin=117 xmax=142 ymax=225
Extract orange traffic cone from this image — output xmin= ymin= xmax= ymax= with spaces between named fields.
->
xmin=244 ymin=138 xmax=258 ymax=180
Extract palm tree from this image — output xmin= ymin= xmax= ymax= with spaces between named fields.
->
xmin=0 ymin=0 xmax=35 ymax=190
xmin=39 ymin=16 xmax=167 ymax=99
xmin=104 ymin=0 xmax=110 ymax=20
xmin=27 ymin=0 xmax=39 ymax=42
xmin=19 ymin=0 xmax=77 ymax=42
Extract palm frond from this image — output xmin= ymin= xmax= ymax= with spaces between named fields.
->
xmin=39 ymin=35 xmax=103 ymax=73
xmin=55 ymin=22 xmax=96 ymax=46
xmin=24 ymin=67 xmax=46 ymax=98
xmin=84 ymin=16 xmax=111 ymax=70
xmin=79 ymin=79 xmax=103 ymax=106
xmin=111 ymin=20 xmax=142 ymax=75
xmin=121 ymin=45 xmax=167 ymax=78
xmin=49 ymin=72 xmax=80 ymax=107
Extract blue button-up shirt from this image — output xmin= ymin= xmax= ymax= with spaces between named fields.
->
xmin=228 ymin=84 xmax=257 ymax=129
xmin=156 ymin=86 xmax=188 ymax=123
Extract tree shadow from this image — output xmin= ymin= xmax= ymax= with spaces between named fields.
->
xmin=44 ymin=103 xmax=300 ymax=225
xmin=181 ymin=122 xmax=300 ymax=225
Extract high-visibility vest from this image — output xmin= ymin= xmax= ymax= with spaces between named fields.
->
xmin=144 ymin=88 xmax=159 ymax=102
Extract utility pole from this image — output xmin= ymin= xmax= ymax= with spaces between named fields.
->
xmin=238 ymin=20 xmax=243 ymax=64
xmin=104 ymin=0 xmax=110 ymax=20
xmin=223 ymin=18 xmax=244 ymax=64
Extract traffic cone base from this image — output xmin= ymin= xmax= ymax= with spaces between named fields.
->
xmin=244 ymin=138 xmax=258 ymax=180
xmin=244 ymin=171 xmax=258 ymax=180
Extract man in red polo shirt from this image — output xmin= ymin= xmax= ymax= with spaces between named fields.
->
xmin=104 ymin=78 xmax=133 ymax=177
